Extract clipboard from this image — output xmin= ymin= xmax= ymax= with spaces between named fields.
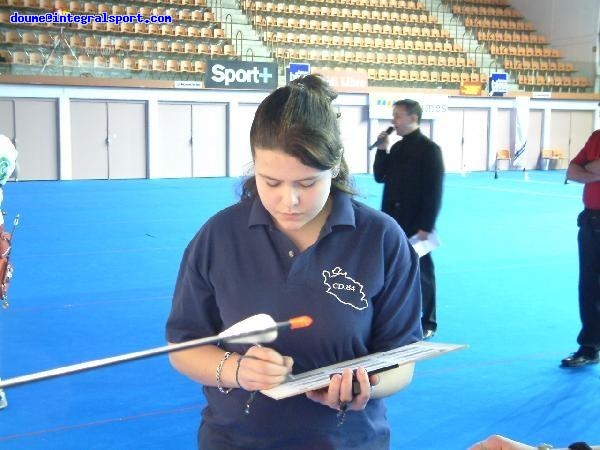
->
xmin=262 ymin=341 xmax=466 ymax=400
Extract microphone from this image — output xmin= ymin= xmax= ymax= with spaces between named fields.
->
xmin=369 ymin=126 xmax=394 ymax=149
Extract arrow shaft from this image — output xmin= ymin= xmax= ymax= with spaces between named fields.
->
xmin=0 ymin=323 xmax=288 ymax=389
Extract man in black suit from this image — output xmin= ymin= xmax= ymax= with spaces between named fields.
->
xmin=373 ymin=99 xmax=445 ymax=339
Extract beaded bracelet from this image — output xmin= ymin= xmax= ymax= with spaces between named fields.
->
xmin=216 ymin=351 xmax=233 ymax=394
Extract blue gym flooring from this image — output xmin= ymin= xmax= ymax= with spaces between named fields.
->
xmin=1 ymin=170 xmax=598 ymax=449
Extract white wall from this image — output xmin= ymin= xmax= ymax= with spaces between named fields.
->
xmin=0 ymin=83 xmax=598 ymax=179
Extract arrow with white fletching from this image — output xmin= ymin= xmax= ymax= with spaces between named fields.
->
xmin=0 ymin=314 xmax=313 ymax=389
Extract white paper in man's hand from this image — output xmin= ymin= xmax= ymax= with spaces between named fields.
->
xmin=409 ymin=231 xmax=441 ymax=257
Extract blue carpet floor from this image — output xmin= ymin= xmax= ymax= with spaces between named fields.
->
xmin=0 ymin=170 xmax=598 ymax=449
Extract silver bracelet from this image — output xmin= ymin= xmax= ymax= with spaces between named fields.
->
xmin=216 ymin=351 xmax=233 ymax=394
xmin=235 ymin=354 xmax=245 ymax=389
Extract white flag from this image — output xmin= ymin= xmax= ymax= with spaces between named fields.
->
xmin=512 ymin=97 xmax=529 ymax=168
xmin=0 ymin=135 xmax=18 ymax=186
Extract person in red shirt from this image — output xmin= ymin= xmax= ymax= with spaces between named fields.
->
xmin=561 ymin=129 xmax=600 ymax=367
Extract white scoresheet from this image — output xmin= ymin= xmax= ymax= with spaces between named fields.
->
xmin=409 ymin=231 xmax=441 ymax=257
xmin=262 ymin=341 xmax=467 ymax=400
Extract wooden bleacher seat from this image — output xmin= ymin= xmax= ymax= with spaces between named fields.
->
xmin=28 ymin=52 xmax=44 ymax=66
xmin=187 ymin=25 xmax=202 ymax=37
xmin=75 ymin=54 xmax=89 ymax=67
xmin=107 ymin=21 xmax=120 ymax=33
xmin=109 ymin=56 xmax=123 ymax=70
xmin=157 ymin=41 xmax=169 ymax=53
xmin=378 ymin=68 xmax=389 ymax=80
xmin=100 ymin=36 xmax=112 ymax=51
xmin=166 ymin=60 xmax=179 ymax=72
xmin=134 ymin=23 xmax=147 ymax=34
xmin=67 ymin=0 xmax=81 ymax=11
xmin=83 ymin=1 xmax=96 ymax=13
xmin=22 ymin=32 xmax=37 ymax=45
xmin=92 ymin=22 xmax=106 ymax=33
xmin=194 ymin=60 xmax=206 ymax=74
xmin=135 ymin=58 xmax=149 ymax=71
xmin=184 ymin=42 xmax=196 ymax=54
xmin=123 ymin=57 xmax=137 ymax=71
xmin=45 ymin=54 xmax=60 ymax=67
xmin=142 ymin=40 xmax=156 ymax=52
xmin=386 ymin=53 xmax=397 ymax=64
xmin=161 ymin=24 xmax=175 ymax=36
xmin=0 ymin=11 xmax=11 ymax=24
xmin=93 ymin=56 xmax=107 ymax=69
xmin=84 ymin=36 xmax=98 ymax=49
xmin=4 ymin=31 xmax=20 ymax=44
xmin=151 ymin=59 xmax=166 ymax=72
xmin=171 ymin=42 xmax=184 ymax=53
xmin=114 ymin=39 xmax=128 ymax=52
xmin=180 ymin=60 xmax=193 ymax=73
xmin=578 ymin=77 xmax=591 ymax=89
xmin=11 ymin=51 xmax=27 ymax=65
xmin=354 ymin=51 xmax=366 ymax=63
xmin=224 ymin=44 xmax=236 ymax=57
xmin=197 ymin=43 xmax=210 ymax=55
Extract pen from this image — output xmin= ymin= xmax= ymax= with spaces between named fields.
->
xmin=242 ymin=344 xmax=294 ymax=414
xmin=352 ymin=364 xmax=399 ymax=396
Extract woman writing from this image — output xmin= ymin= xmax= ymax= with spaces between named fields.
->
xmin=166 ymin=74 xmax=422 ymax=449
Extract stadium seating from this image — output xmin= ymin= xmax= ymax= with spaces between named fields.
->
xmin=0 ymin=0 xmax=591 ymax=91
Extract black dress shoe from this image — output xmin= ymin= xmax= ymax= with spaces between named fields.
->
xmin=422 ymin=329 xmax=435 ymax=340
xmin=560 ymin=350 xmax=599 ymax=368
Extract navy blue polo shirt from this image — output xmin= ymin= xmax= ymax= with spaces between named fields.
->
xmin=166 ymin=190 xmax=422 ymax=450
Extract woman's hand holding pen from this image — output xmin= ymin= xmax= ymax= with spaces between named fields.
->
xmin=305 ymin=367 xmax=376 ymax=414
xmin=235 ymin=346 xmax=294 ymax=391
